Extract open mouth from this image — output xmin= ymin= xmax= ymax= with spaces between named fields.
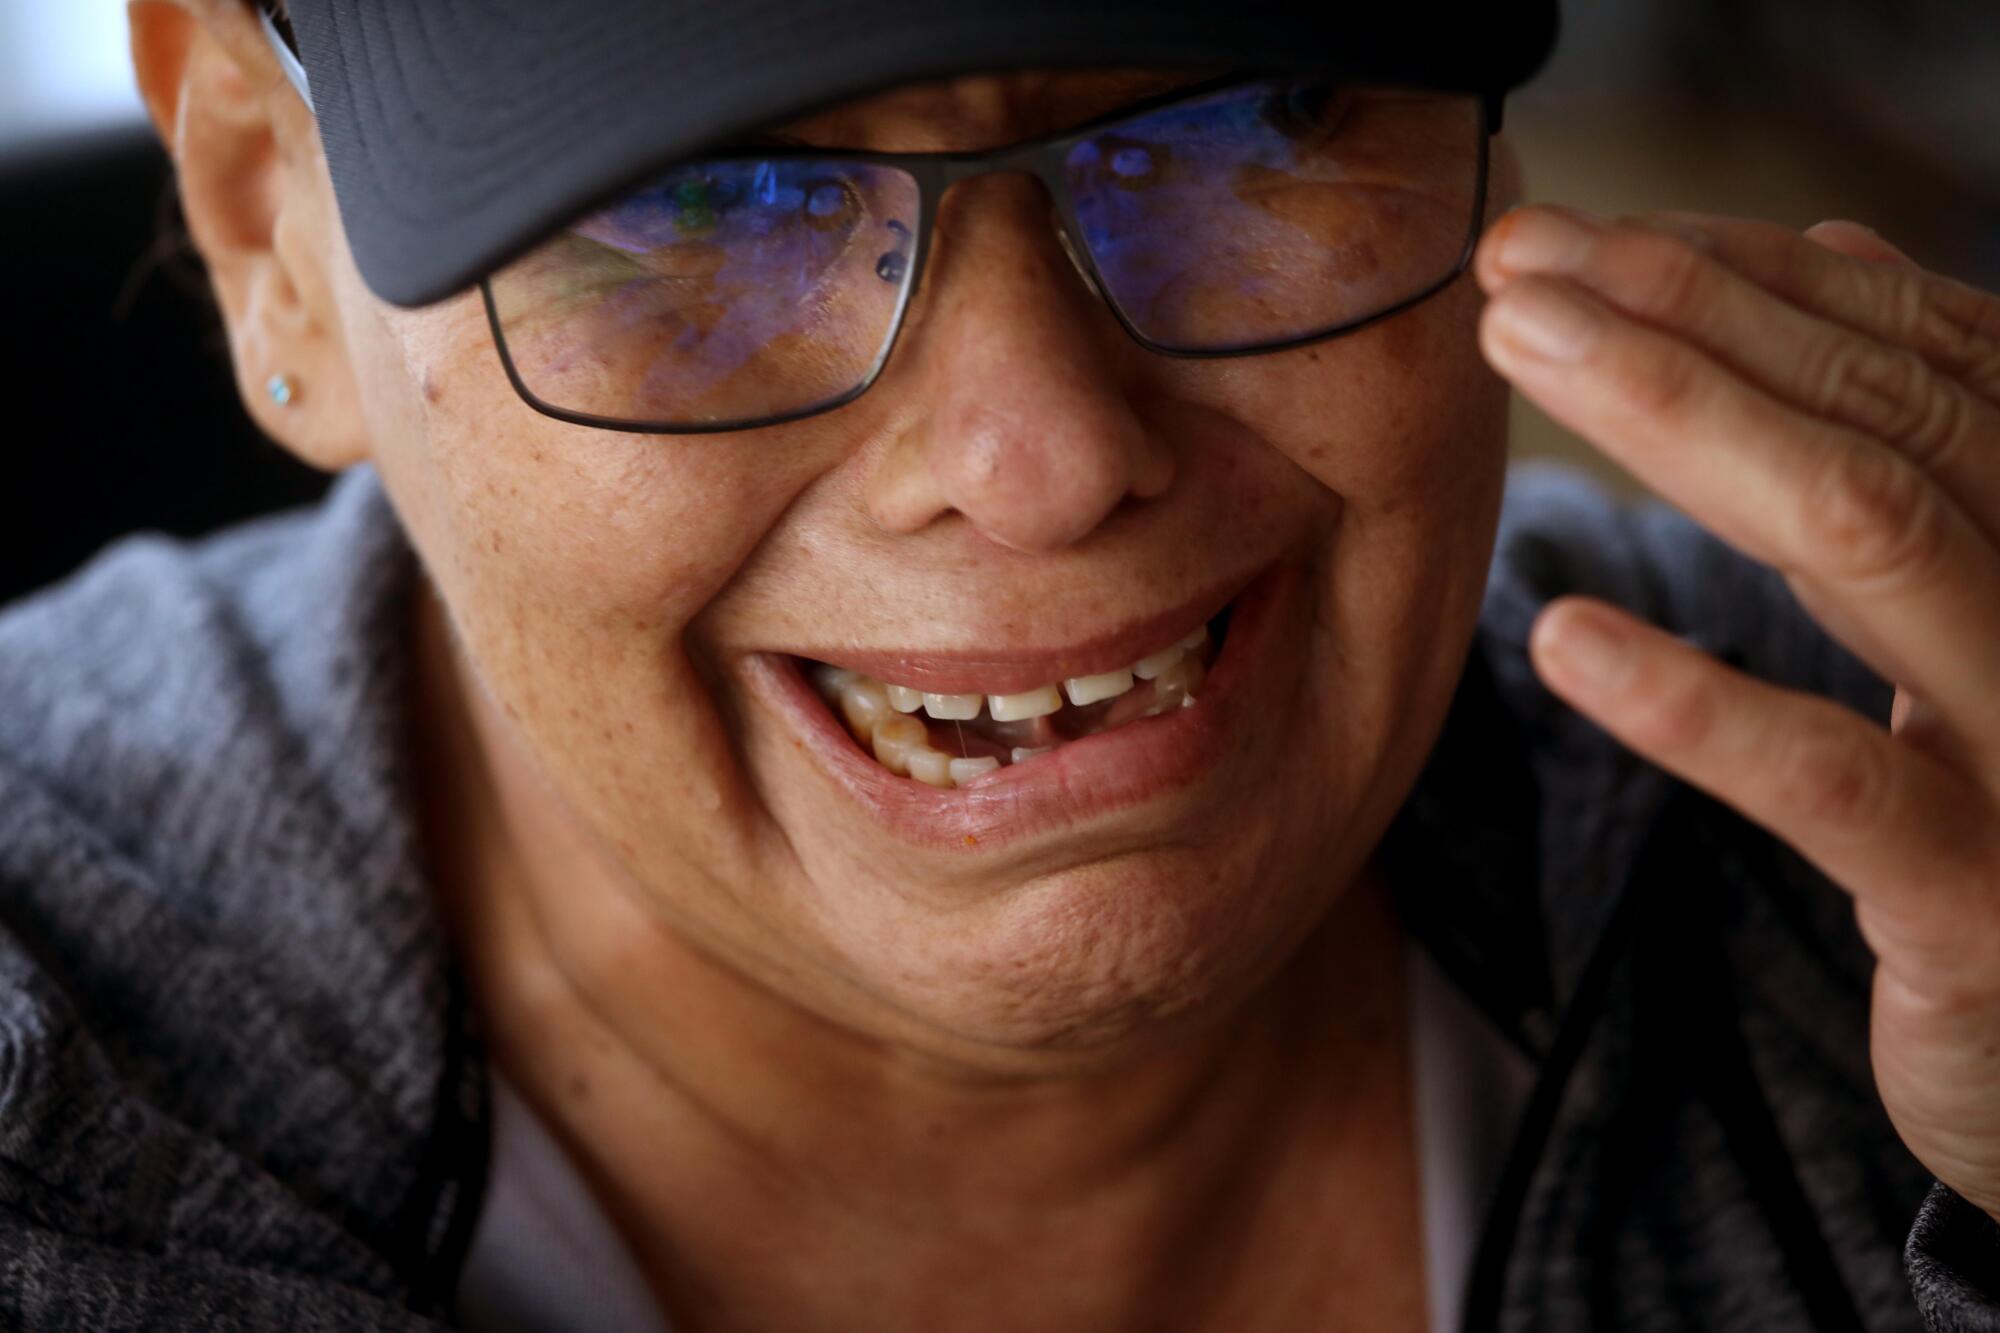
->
xmin=800 ymin=604 xmax=1236 ymax=790
xmin=744 ymin=563 xmax=1296 ymax=850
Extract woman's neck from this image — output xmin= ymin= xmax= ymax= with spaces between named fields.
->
xmin=407 ymin=580 xmax=1428 ymax=1333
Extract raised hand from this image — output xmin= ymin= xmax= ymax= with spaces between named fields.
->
xmin=1476 ymin=204 xmax=2000 ymax=1219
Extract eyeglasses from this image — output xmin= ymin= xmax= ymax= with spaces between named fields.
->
xmin=483 ymin=76 xmax=1492 ymax=435
xmin=257 ymin=13 xmax=1493 ymax=436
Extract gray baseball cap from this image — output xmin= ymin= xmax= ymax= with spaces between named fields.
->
xmin=278 ymin=0 xmax=1561 ymax=308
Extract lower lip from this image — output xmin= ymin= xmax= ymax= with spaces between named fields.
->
xmin=742 ymin=563 xmax=1299 ymax=852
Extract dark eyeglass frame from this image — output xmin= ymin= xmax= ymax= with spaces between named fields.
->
xmin=259 ymin=10 xmax=1497 ymax=438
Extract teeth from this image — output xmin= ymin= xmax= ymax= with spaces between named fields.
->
xmin=837 ymin=679 xmax=895 ymax=733
xmin=871 ymin=715 xmax=929 ymax=775
xmin=949 ymin=757 xmax=1001 ymax=786
xmin=810 ymin=615 xmax=1221 ymax=783
xmin=1150 ymin=654 xmax=1208 ymax=710
xmin=1130 ymin=642 xmax=1185 ymax=681
xmin=1063 ymin=668 xmax=1135 ymax=707
xmin=987 ymin=686 xmax=1063 ymax=722
xmin=906 ymin=748 xmax=954 ymax=788
xmin=813 ymin=664 xmax=858 ymax=693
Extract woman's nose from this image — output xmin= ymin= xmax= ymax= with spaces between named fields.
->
xmin=864 ymin=177 xmax=1176 ymax=554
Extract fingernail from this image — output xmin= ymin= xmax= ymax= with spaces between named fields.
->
xmin=1496 ymin=207 xmax=1603 ymax=275
xmin=1540 ymin=606 xmax=1634 ymax=689
xmin=1806 ymin=219 xmax=1917 ymax=265
xmin=1489 ymin=281 xmax=1603 ymax=362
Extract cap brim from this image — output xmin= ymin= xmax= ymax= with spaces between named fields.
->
xmin=289 ymin=0 xmax=1559 ymax=308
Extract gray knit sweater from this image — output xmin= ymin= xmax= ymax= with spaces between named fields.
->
xmin=0 ymin=463 xmax=1996 ymax=1331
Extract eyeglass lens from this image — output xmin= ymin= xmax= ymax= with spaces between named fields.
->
xmin=1066 ymin=82 xmax=1483 ymax=353
xmin=487 ymin=159 xmax=923 ymax=428
xmin=484 ymin=77 xmax=1483 ymax=431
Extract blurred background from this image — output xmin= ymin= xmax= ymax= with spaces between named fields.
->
xmin=1505 ymin=0 xmax=2000 ymax=492
xmin=1 ymin=1 xmax=1996 ymax=606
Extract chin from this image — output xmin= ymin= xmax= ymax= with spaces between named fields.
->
xmin=811 ymin=802 xmax=1352 ymax=1062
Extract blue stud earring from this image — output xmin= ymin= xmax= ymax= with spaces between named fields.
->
xmin=267 ymin=374 xmax=296 ymax=408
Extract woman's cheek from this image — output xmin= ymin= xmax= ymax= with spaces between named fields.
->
xmin=1183 ymin=277 xmax=1502 ymax=503
xmin=365 ymin=313 xmax=795 ymax=644
xmin=358 ymin=303 xmax=786 ymax=834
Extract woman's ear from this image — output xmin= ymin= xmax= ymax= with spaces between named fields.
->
xmin=129 ymin=0 xmax=369 ymax=472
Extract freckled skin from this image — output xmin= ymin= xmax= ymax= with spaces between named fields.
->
xmin=140 ymin=12 xmax=1524 ymax=1321
xmin=329 ymin=78 xmax=1519 ymax=1064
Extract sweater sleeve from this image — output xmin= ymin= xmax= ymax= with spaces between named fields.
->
xmin=1495 ymin=466 xmax=2000 ymax=1327
xmin=0 ymin=469 xmax=489 ymax=1329
xmin=0 ymin=1219 xmax=453 ymax=1333
xmin=1612 ymin=479 xmax=2000 ymax=1329
xmin=1620 ymin=482 xmax=2000 ymax=1329
xmin=1909 ymin=1184 xmax=2000 ymax=1331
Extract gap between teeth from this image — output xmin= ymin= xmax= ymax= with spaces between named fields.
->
xmin=811 ymin=625 xmax=1210 ymax=788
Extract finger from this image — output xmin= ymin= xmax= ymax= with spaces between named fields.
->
xmin=1783 ymin=571 xmax=1927 ymax=697
xmin=1480 ymin=273 xmax=2000 ymax=740
xmin=1882 ymin=683 xmax=1991 ymax=785
xmin=1530 ymin=596 xmax=2000 ymax=995
xmin=1891 ymin=689 xmax=1918 ymax=733
xmin=1766 ymin=573 xmax=1976 ymax=770
xmin=1476 ymin=209 xmax=2000 ymax=546
xmin=1629 ymin=211 xmax=2000 ymax=405
xmin=1803 ymin=219 xmax=1919 ymax=269
xmin=1791 ymin=575 xmax=1991 ymax=783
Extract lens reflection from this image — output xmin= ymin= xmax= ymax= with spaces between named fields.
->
xmin=1065 ymin=82 xmax=1482 ymax=351
xmin=489 ymin=159 xmax=921 ymax=427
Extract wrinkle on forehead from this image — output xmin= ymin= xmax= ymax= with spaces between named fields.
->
xmin=771 ymin=68 xmax=1222 ymax=154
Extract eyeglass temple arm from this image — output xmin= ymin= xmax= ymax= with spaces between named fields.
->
xmin=258 ymin=5 xmax=314 ymax=111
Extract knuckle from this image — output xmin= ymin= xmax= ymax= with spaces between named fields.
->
xmin=1620 ymin=230 xmax=1716 ymax=324
xmin=1802 ymin=336 xmax=1887 ymax=419
xmin=1813 ymin=340 xmax=1970 ymax=470
xmin=1917 ymin=279 xmax=2000 ymax=396
xmin=1799 ymin=444 xmax=1953 ymax=584
xmin=1624 ymin=339 xmax=1708 ymax=422
xmin=1770 ymin=712 xmax=1894 ymax=828
xmin=1621 ymin=662 xmax=1719 ymax=755
xmin=1774 ymin=228 xmax=1839 ymax=306
xmin=1903 ymin=379 xmax=1977 ymax=473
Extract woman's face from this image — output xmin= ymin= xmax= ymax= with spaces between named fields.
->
xmin=306 ymin=70 xmax=1515 ymax=1067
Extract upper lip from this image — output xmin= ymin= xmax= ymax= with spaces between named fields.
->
xmin=773 ymin=569 xmax=1259 ymax=696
